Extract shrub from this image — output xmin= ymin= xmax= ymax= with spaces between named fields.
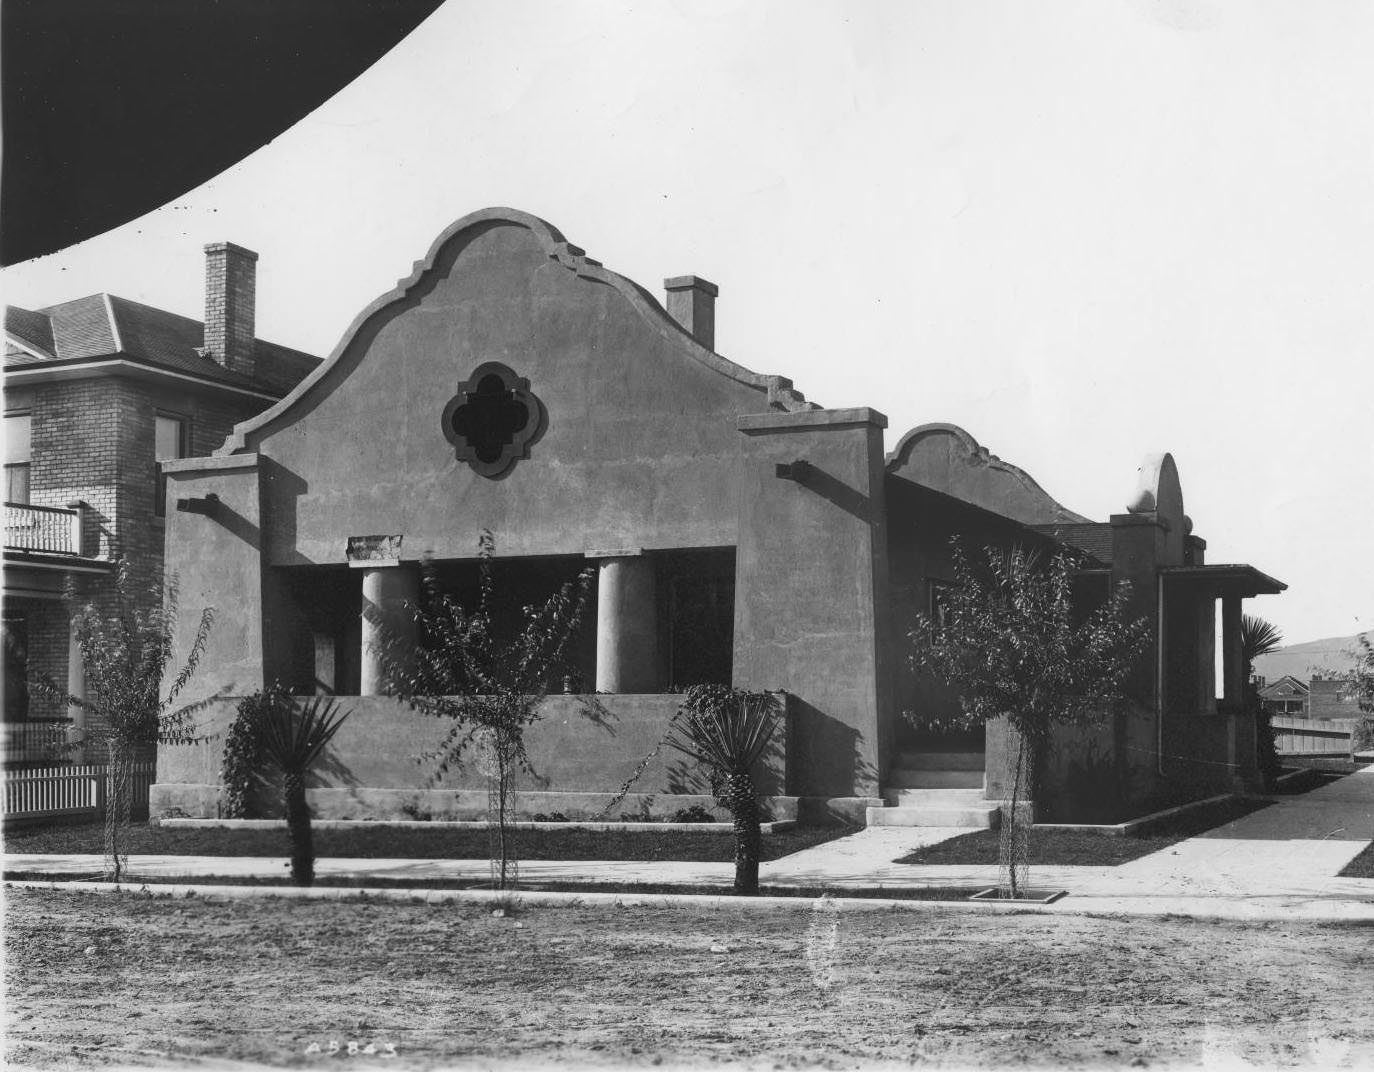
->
xmin=220 ymin=685 xmax=291 ymax=819
xmin=669 ymin=804 xmax=717 ymax=824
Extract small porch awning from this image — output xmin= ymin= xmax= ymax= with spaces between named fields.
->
xmin=1159 ymin=564 xmax=1286 ymax=597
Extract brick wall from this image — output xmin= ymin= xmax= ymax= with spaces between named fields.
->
xmin=1309 ymin=677 xmax=1361 ymax=720
xmin=14 ymin=371 xmax=277 ymax=759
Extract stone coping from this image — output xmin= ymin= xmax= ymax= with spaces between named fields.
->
xmin=157 ymin=818 xmax=797 ymax=834
xmin=162 ymin=453 xmax=259 ymax=474
xmin=738 ymin=407 xmax=887 ymax=432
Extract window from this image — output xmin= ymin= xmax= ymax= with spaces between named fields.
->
xmin=928 ymin=579 xmax=955 ymax=632
xmin=154 ymin=414 xmax=187 ymax=516
xmin=4 ymin=413 xmax=31 ymax=504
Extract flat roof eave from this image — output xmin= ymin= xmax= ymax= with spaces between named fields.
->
xmin=1160 ymin=564 xmax=1287 ymax=596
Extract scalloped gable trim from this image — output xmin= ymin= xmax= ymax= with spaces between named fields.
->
xmin=215 ymin=207 xmax=814 ymax=455
xmin=885 ymin=421 xmax=1091 ymax=524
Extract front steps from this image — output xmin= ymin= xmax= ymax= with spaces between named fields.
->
xmin=867 ymin=751 xmax=1000 ymax=828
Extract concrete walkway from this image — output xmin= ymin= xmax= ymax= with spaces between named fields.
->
xmin=7 ymin=768 xmax=1374 ymax=920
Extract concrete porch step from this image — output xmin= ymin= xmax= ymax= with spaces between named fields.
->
xmin=887 ymin=768 xmax=984 ymax=790
xmin=867 ymin=787 xmax=1000 ymax=829
xmin=866 ymin=803 xmax=1000 ymax=828
xmin=884 ymin=788 xmax=987 ymax=807
xmin=896 ymin=750 xmax=986 ymax=771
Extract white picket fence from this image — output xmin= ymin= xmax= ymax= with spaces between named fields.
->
xmin=2 ymin=762 xmax=155 ymax=824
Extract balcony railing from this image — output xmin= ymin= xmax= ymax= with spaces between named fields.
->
xmin=1 ymin=719 xmax=75 ymax=766
xmin=4 ymin=501 xmax=82 ymax=555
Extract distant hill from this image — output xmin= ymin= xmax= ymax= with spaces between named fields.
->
xmin=1252 ymin=632 xmax=1371 ymax=684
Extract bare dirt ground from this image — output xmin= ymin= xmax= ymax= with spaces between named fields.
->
xmin=5 ymin=887 xmax=1372 ymax=1071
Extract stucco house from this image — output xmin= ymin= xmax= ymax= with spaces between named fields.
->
xmin=3 ymin=243 xmax=319 ymax=766
xmin=153 ymin=208 xmax=1284 ymax=825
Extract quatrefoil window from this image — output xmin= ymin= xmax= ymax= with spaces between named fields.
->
xmin=441 ymin=362 xmax=547 ymax=478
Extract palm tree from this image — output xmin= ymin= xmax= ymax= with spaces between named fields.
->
xmin=1240 ymin=615 xmax=1284 ymax=789
xmin=667 ymin=685 xmax=782 ymax=895
xmin=257 ymin=694 xmax=351 ymax=886
xmin=1240 ymin=614 xmax=1284 ymax=681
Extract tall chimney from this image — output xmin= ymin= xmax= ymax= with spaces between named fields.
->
xmin=664 ymin=275 xmax=718 ymax=351
xmin=203 ymin=242 xmax=258 ymax=377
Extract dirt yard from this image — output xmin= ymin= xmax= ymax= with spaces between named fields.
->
xmin=5 ymin=887 xmax=1372 ymax=1070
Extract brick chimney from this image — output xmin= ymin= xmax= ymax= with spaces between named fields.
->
xmin=203 ymin=242 xmax=258 ymax=377
xmin=664 ymin=275 xmax=718 ymax=351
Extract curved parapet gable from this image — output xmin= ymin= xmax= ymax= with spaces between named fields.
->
xmin=215 ymin=207 xmax=814 ymax=455
xmin=885 ymin=422 xmax=1090 ymax=525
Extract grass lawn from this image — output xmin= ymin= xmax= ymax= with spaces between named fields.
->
xmin=896 ymin=796 xmax=1271 ymax=867
xmin=2 ymin=820 xmax=850 ymax=863
xmin=6 ymin=887 xmax=1371 ymax=1070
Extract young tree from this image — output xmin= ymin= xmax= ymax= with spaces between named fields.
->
xmin=1356 ymin=634 xmax=1374 ymax=713
xmin=379 ymin=532 xmax=592 ymax=889
xmin=666 ymin=685 xmax=782 ymax=896
xmin=253 ymin=691 xmax=352 ymax=887
xmin=910 ymin=541 xmax=1149 ymax=898
xmin=34 ymin=557 xmax=214 ymax=881
xmin=1348 ymin=634 xmax=1374 ymax=755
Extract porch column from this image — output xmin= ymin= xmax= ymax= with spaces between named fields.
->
xmin=66 ymin=613 xmax=86 ymax=763
xmin=358 ymin=564 xmax=419 ymax=696
xmin=1221 ymin=594 xmax=1243 ymax=707
xmin=591 ymin=550 xmax=657 ymax=693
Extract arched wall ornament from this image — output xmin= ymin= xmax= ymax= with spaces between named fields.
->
xmin=441 ymin=361 xmax=547 ymax=478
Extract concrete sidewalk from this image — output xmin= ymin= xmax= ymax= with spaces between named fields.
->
xmin=6 ymin=768 xmax=1373 ymax=919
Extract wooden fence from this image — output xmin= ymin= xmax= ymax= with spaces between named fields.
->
xmin=2 ymin=762 xmax=155 ymax=824
xmin=1271 ymin=716 xmax=1363 ymax=756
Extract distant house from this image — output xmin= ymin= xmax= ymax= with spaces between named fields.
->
xmin=3 ymin=243 xmax=320 ymax=765
xmin=1260 ymin=675 xmax=1309 ymax=717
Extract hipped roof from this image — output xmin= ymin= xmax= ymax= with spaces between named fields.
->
xmin=5 ymin=294 xmax=319 ymax=396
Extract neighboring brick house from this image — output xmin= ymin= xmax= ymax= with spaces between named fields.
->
xmin=1308 ymin=675 xmax=1362 ymax=720
xmin=1260 ymin=675 xmax=1309 ymax=717
xmin=3 ymin=243 xmax=320 ymax=765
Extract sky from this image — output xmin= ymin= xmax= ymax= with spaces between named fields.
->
xmin=3 ymin=0 xmax=1371 ymax=647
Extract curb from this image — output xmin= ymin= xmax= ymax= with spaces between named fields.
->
xmin=156 ymin=818 xmax=797 ymax=834
xmin=8 ymin=878 xmax=1374 ymax=923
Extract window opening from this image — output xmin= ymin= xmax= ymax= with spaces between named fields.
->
xmin=154 ymin=414 xmax=187 ymax=516
xmin=5 ymin=413 xmax=31 ymax=504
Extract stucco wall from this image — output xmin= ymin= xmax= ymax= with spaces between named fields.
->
xmin=244 ymin=219 xmax=780 ymax=566
xmin=162 ymin=457 xmax=267 ymax=701
xmin=732 ymin=409 xmax=892 ymax=798
xmin=151 ymin=692 xmax=792 ymax=821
